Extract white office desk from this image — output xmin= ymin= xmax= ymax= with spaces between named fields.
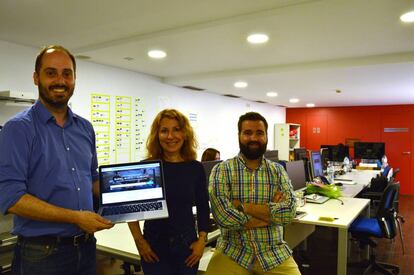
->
xmin=336 ymin=169 xmax=379 ymax=197
xmin=95 ymin=221 xmax=221 ymax=269
xmin=295 ymin=197 xmax=370 ymax=275
xmin=286 ymin=169 xmax=376 ymax=274
xmin=95 ymin=222 xmax=140 ymax=265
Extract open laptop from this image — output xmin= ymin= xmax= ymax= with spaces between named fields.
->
xmin=98 ymin=160 xmax=169 ymax=223
xmin=286 ymin=160 xmax=307 ymax=192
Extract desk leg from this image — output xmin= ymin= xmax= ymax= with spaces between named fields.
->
xmin=337 ymin=228 xmax=348 ymax=275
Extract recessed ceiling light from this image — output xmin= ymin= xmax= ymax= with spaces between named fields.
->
xmin=400 ymin=11 xmax=414 ymax=23
xmin=306 ymin=103 xmax=315 ymax=107
xmin=289 ymin=98 xmax=299 ymax=103
xmin=266 ymin=92 xmax=278 ymax=97
xmin=148 ymin=50 xmax=167 ymax=59
xmin=247 ymin=33 xmax=269 ymax=44
xmin=234 ymin=81 xmax=248 ymax=88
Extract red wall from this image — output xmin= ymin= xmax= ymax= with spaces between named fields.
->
xmin=286 ymin=105 xmax=414 ymax=195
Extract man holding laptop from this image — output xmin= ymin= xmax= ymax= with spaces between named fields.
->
xmin=0 ymin=45 xmax=113 ymax=275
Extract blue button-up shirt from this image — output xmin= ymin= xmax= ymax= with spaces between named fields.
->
xmin=0 ymin=100 xmax=98 ymax=237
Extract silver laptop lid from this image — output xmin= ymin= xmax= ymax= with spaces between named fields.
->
xmin=99 ymin=160 xmax=165 ymax=206
xmin=286 ymin=160 xmax=307 ymax=191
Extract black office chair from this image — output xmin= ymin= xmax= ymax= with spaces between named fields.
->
xmin=381 ymin=165 xmax=392 ymax=178
xmin=276 ymin=160 xmax=287 ymax=171
xmin=389 ymin=168 xmax=400 ymax=211
xmin=358 ymin=175 xmax=389 ymax=217
xmin=349 ymin=182 xmax=402 ymax=275
xmin=390 ymin=168 xmax=399 ymax=183
xmin=387 ymin=168 xmax=405 ymax=255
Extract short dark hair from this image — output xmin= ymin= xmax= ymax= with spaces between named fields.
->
xmin=35 ymin=45 xmax=76 ymax=74
xmin=238 ymin=112 xmax=268 ymax=133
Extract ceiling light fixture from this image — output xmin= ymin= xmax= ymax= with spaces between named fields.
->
xmin=306 ymin=103 xmax=315 ymax=107
xmin=400 ymin=11 xmax=414 ymax=23
xmin=234 ymin=81 xmax=248 ymax=88
xmin=289 ymin=98 xmax=299 ymax=103
xmin=148 ymin=50 xmax=167 ymax=59
xmin=266 ymin=92 xmax=278 ymax=97
xmin=247 ymin=33 xmax=269 ymax=44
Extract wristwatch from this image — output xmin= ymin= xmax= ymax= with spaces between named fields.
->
xmin=237 ymin=203 xmax=245 ymax=213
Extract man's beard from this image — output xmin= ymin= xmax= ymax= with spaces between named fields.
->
xmin=38 ymin=83 xmax=73 ymax=109
xmin=239 ymin=140 xmax=267 ymax=160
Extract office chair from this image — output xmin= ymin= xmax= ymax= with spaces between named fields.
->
xmin=358 ymin=175 xmax=389 ymax=217
xmin=276 ymin=160 xmax=287 ymax=171
xmin=349 ymin=183 xmax=402 ymax=275
xmin=387 ymin=168 xmax=405 ymax=254
xmin=382 ymin=165 xmax=392 ymax=178
xmin=358 ymin=175 xmax=406 ymax=255
xmin=390 ymin=168 xmax=399 ymax=182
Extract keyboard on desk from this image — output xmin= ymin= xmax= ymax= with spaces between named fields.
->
xmin=102 ymin=201 xmax=163 ymax=216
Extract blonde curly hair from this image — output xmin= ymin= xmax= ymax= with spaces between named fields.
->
xmin=146 ymin=109 xmax=198 ymax=161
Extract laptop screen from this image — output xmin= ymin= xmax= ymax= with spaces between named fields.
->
xmin=99 ymin=161 xmax=164 ymax=205
xmin=310 ymin=151 xmax=324 ymax=179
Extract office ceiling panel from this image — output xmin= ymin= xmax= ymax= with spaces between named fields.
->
xmin=1 ymin=0 xmax=413 ymax=107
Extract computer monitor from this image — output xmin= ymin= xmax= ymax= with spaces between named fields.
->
xmin=354 ymin=142 xmax=385 ymax=160
xmin=320 ymin=148 xmax=329 ymax=171
xmin=264 ymin=150 xmax=278 ymax=162
xmin=201 ymin=160 xmax=222 ymax=186
xmin=285 ymin=160 xmax=307 ymax=191
xmin=310 ymin=151 xmax=324 ymax=179
xmin=320 ymin=144 xmax=349 ymax=162
xmin=293 ymin=148 xmax=307 ymax=161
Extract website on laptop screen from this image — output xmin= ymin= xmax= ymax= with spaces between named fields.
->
xmin=100 ymin=163 xmax=163 ymax=204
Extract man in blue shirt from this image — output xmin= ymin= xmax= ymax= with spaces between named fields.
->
xmin=0 ymin=45 xmax=113 ymax=274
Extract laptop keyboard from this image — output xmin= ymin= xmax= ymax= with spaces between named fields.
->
xmin=102 ymin=201 xmax=163 ymax=216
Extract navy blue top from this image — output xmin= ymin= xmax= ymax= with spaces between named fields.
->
xmin=0 ymin=100 xmax=98 ymax=237
xmin=144 ymin=160 xmax=210 ymax=236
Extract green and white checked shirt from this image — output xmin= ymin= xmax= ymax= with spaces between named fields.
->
xmin=209 ymin=154 xmax=297 ymax=271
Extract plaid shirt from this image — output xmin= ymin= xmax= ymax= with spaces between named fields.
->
xmin=209 ymin=154 xmax=296 ymax=271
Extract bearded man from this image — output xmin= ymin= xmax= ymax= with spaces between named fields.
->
xmin=206 ymin=112 xmax=300 ymax=275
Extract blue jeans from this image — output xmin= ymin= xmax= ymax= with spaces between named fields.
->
xmin=11 ymin=236 xmax=96 ymax=275
xmin=142 ymin=229 xmax=198 ymax=275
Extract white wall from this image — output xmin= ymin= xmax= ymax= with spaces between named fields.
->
xmin=0 ymin=40 xmax=286 ymax=161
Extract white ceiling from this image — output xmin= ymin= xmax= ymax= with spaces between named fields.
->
xmin=1 ymin=0 xmax=414 ymax=107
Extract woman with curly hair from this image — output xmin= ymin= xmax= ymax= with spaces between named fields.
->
xmin=128 ymin=109 xmax=210 ymax=275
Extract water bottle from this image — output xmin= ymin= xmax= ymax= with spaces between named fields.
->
xmin=327 ymin=162 xmax=335 ymax=184
xmin=343 ymin=157 xmax=350 ymax=172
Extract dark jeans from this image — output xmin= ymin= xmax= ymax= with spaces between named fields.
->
xmin=11 ymin=236 xmax=96 ymax=275
xmin=142 ymin=229 xmax=198 ymax=275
